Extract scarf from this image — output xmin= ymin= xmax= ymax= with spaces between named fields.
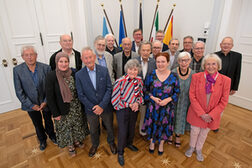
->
xmin=205 ymin=70 xmax=218 ymax=94
xmin=55 ymin=52 xmax=73 ymax=103
xmin=126 ymin=74 xmax=140 ymax=98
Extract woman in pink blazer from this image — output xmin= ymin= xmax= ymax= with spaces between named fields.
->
xmin=185 ymin=53 xmax=231 ymax=162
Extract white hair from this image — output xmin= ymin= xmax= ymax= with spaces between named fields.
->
xmin=201 ymin=53 xmax=222 ymax=71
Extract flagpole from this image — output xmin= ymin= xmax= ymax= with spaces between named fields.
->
xmin=163 ymin=4 xmax=176 ymax=32
xmin=139 ymin=0 xmax=143 ymax=32
xmin=101 ymin=3 xmax=119 ymax=47
xmin=148 ymin=0 xmax=160 ymax=41
xmin=119 ymin=0 xmax=127 ymax=37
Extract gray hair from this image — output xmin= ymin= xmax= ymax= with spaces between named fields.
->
xmin=152 ymin=40 xmax=162 ymax=46
xmin=138 ymin=40 xmax=152 ymax=55
xmin=178 ymin=51 xmax=191 ymax=60
xmin=21 ymin=46 xmax=37 ymax=56
xmin=183 ymin=35 xmax=194 ymax=42
xmin=193 ymin=41 xmax=205 ymax=48
xmin=81 ymin=46 xmax=94 ymax=54
xmin=105 ymin=33 xmax=115 ymax=40
xmin=201 ymin=53 xmax=222 ymax=71
xmin=169 ymin=38 xmax=180 ymax=45
xmin=94 ymin=35 xmax=105 ymax=44
xmin=124 ymin=59 xmax=142 ymax=74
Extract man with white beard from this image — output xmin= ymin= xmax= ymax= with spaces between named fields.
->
xmin=94 ymin=35 xmax=115 ymax=84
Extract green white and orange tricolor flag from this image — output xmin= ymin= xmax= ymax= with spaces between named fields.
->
xmin=150 ymin=11 xmax=159 ymax=42
xmin=163 ymin=15 xmax=173 ymax=45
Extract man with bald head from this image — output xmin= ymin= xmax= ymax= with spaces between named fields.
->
xmin=190 ymin=41 xmax=205 ymax=73
xmin=151 ymin=40 xmax=162 ymax=58
xmin=113 ymin=37 xmax=139 ymax=79
xmin=50 ymin=34 xmax=82 ymax=71
xmin=215 ymin=37 xmax=242 ymax=95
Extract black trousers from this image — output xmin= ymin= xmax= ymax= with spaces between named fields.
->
xmin=116 ymin=108 xmax=138 ymax=155
xmin=86 ymin=110 xmax=114 ymax=147
xmin=27 ymin=110 xmax=55 ymax=144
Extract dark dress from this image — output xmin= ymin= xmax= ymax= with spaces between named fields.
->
xmin=142 ymin=70 xmax=180 ymax=143
xmin=54 ymin=76 xmax=89 ymax=148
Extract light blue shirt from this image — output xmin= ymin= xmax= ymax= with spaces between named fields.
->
xmin=97 ymin=55 xmax=107 ymax=68
xmin=87 ymin=66 xmax=96 ymax=90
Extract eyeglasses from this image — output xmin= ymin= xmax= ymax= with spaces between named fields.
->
xmin=184 ymin=42 xmax=193 ymax=44
xmin=194 ymin=48 xmax=204 ymax=50
xmin=179 ymin=59 xmax=190 ymax=63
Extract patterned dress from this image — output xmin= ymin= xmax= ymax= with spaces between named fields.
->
xmin=142 ymin=70 xmax=180 ymax=143
xmin=172 ymin=69 xmax=195 ymax=135
xmin=54 ymin=76 xmax=89 ymax=148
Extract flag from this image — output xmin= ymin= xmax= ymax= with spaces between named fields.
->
xmin=150 ymin=11 xmax=159 ymax=42
xmin=119 ymin=11 xmax=126 ymax=49
xmin=163 ymin=15 xmax=173 ymax=45
xmin=139 ymin=3 xmax=143 ymax=32
xmin=102 ymin=17 xmax=109 ymax=37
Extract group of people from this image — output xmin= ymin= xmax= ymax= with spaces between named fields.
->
xmin=13 ymin=28 xmax=242 ymax=166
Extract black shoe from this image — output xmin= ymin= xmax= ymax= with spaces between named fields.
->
xmin=118 ymin=154 xmax=124 ymax=166
xmin=158 ymin=150 xmax=163 ymax=155
xmin=213 ymin=129 xmax=219 ymax=133
xmin=126 ymin=144 xmax=138 ymax=151
xmin=39 ymin=142 xmax=47 ymax=151
xmin=149 ymin=148 xmax=154 ymax=154
xmin=88 ymin=146 xmax=97 ymax=157
xmin=50 ymin=138 xmax=57 ymax=145
xmin=109 ymin=143 xmax=117 ymax=154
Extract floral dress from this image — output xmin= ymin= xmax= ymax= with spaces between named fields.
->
xmin=142 ymin=70 xmax=180 ymax=143
xmin=54 ymin=76 xmax=89 ymax=148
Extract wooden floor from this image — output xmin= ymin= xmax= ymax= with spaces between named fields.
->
xmin=0 ymin=104 xmax=251 ymax=168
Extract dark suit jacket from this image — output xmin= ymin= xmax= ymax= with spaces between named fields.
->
xmin=135 ymin=56 xmax=156 ymax=82
xmin=49 ymin=49 xmax=82 ymax=71
xmin=75 ymin=64 xmax=112 ymax=115
xmin=13 ymin=62 xmax=51 ymax=111
xmin=45 ymin=69 xmax=77 ymax=117
xmin=132 ymin=41 xmax=136 ymax=52
xmin=215 ymin=50 xmax=242 ymax=90
xmin=162 ymin=43 xmax=169 ymax=52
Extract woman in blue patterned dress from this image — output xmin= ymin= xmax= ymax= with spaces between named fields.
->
xmin=142 ymin=52 xmax=180 ymax=155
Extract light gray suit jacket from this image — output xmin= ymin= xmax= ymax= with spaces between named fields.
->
xmin=113 ymin=51 xmax=139 ymax=80
xmin=165 ymin=50 xmax=180 ymax=70
xmin=95 ymin=51 xmax=115 ymax=84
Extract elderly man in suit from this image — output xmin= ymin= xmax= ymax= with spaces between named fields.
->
xmin=94 ymin=35 xmax=115 ymax=84
xmin=155 ymin=30 xmax=169 ymax=51
xmin=136 ymin=41 xmax=156 ymax=137
xmin=166 ymin=38 xmax=180 ymax=70
xmin=180 ymin=36 xmax=194 ymax=56
xmin=151 ymin=40 xmax=162 ymax=59
xmin=114 ymin=37 xmax=139 ymax=80
xmin=50 ymin=34 xmax=82 ymax=71
xmin=13 ymin=46 xmax=56 ymax=151
xmin=131 ymin=29 xmax=143 ymax=53
xmin=75 ymin=47 xmax=117 ymax=157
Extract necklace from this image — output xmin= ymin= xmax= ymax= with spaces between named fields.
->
xmin=179 ymin=67 xmax=189 ymax=76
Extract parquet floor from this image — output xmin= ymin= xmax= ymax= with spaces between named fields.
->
xmin=0 ymin=104 xmax=251 ymax=168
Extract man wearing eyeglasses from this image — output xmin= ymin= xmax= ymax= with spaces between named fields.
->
xmin=49 ymin=34 xmax=82 ymax=71
xmin=190 ymin=41 xmax=205 ymax=73
xmin=180 ymin=36 xmax=194 ymax=56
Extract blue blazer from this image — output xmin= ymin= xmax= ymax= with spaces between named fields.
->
xmin=75 ymin=64 xmax=112 ymax=115
xmin=13 ymin=62 xmax=51 ymax=111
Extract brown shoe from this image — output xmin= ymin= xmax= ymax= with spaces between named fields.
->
xmin=109 ymin=143 xmax=117 ymax=154
xmin=88 ymin=146 xmax=97 ymax=157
